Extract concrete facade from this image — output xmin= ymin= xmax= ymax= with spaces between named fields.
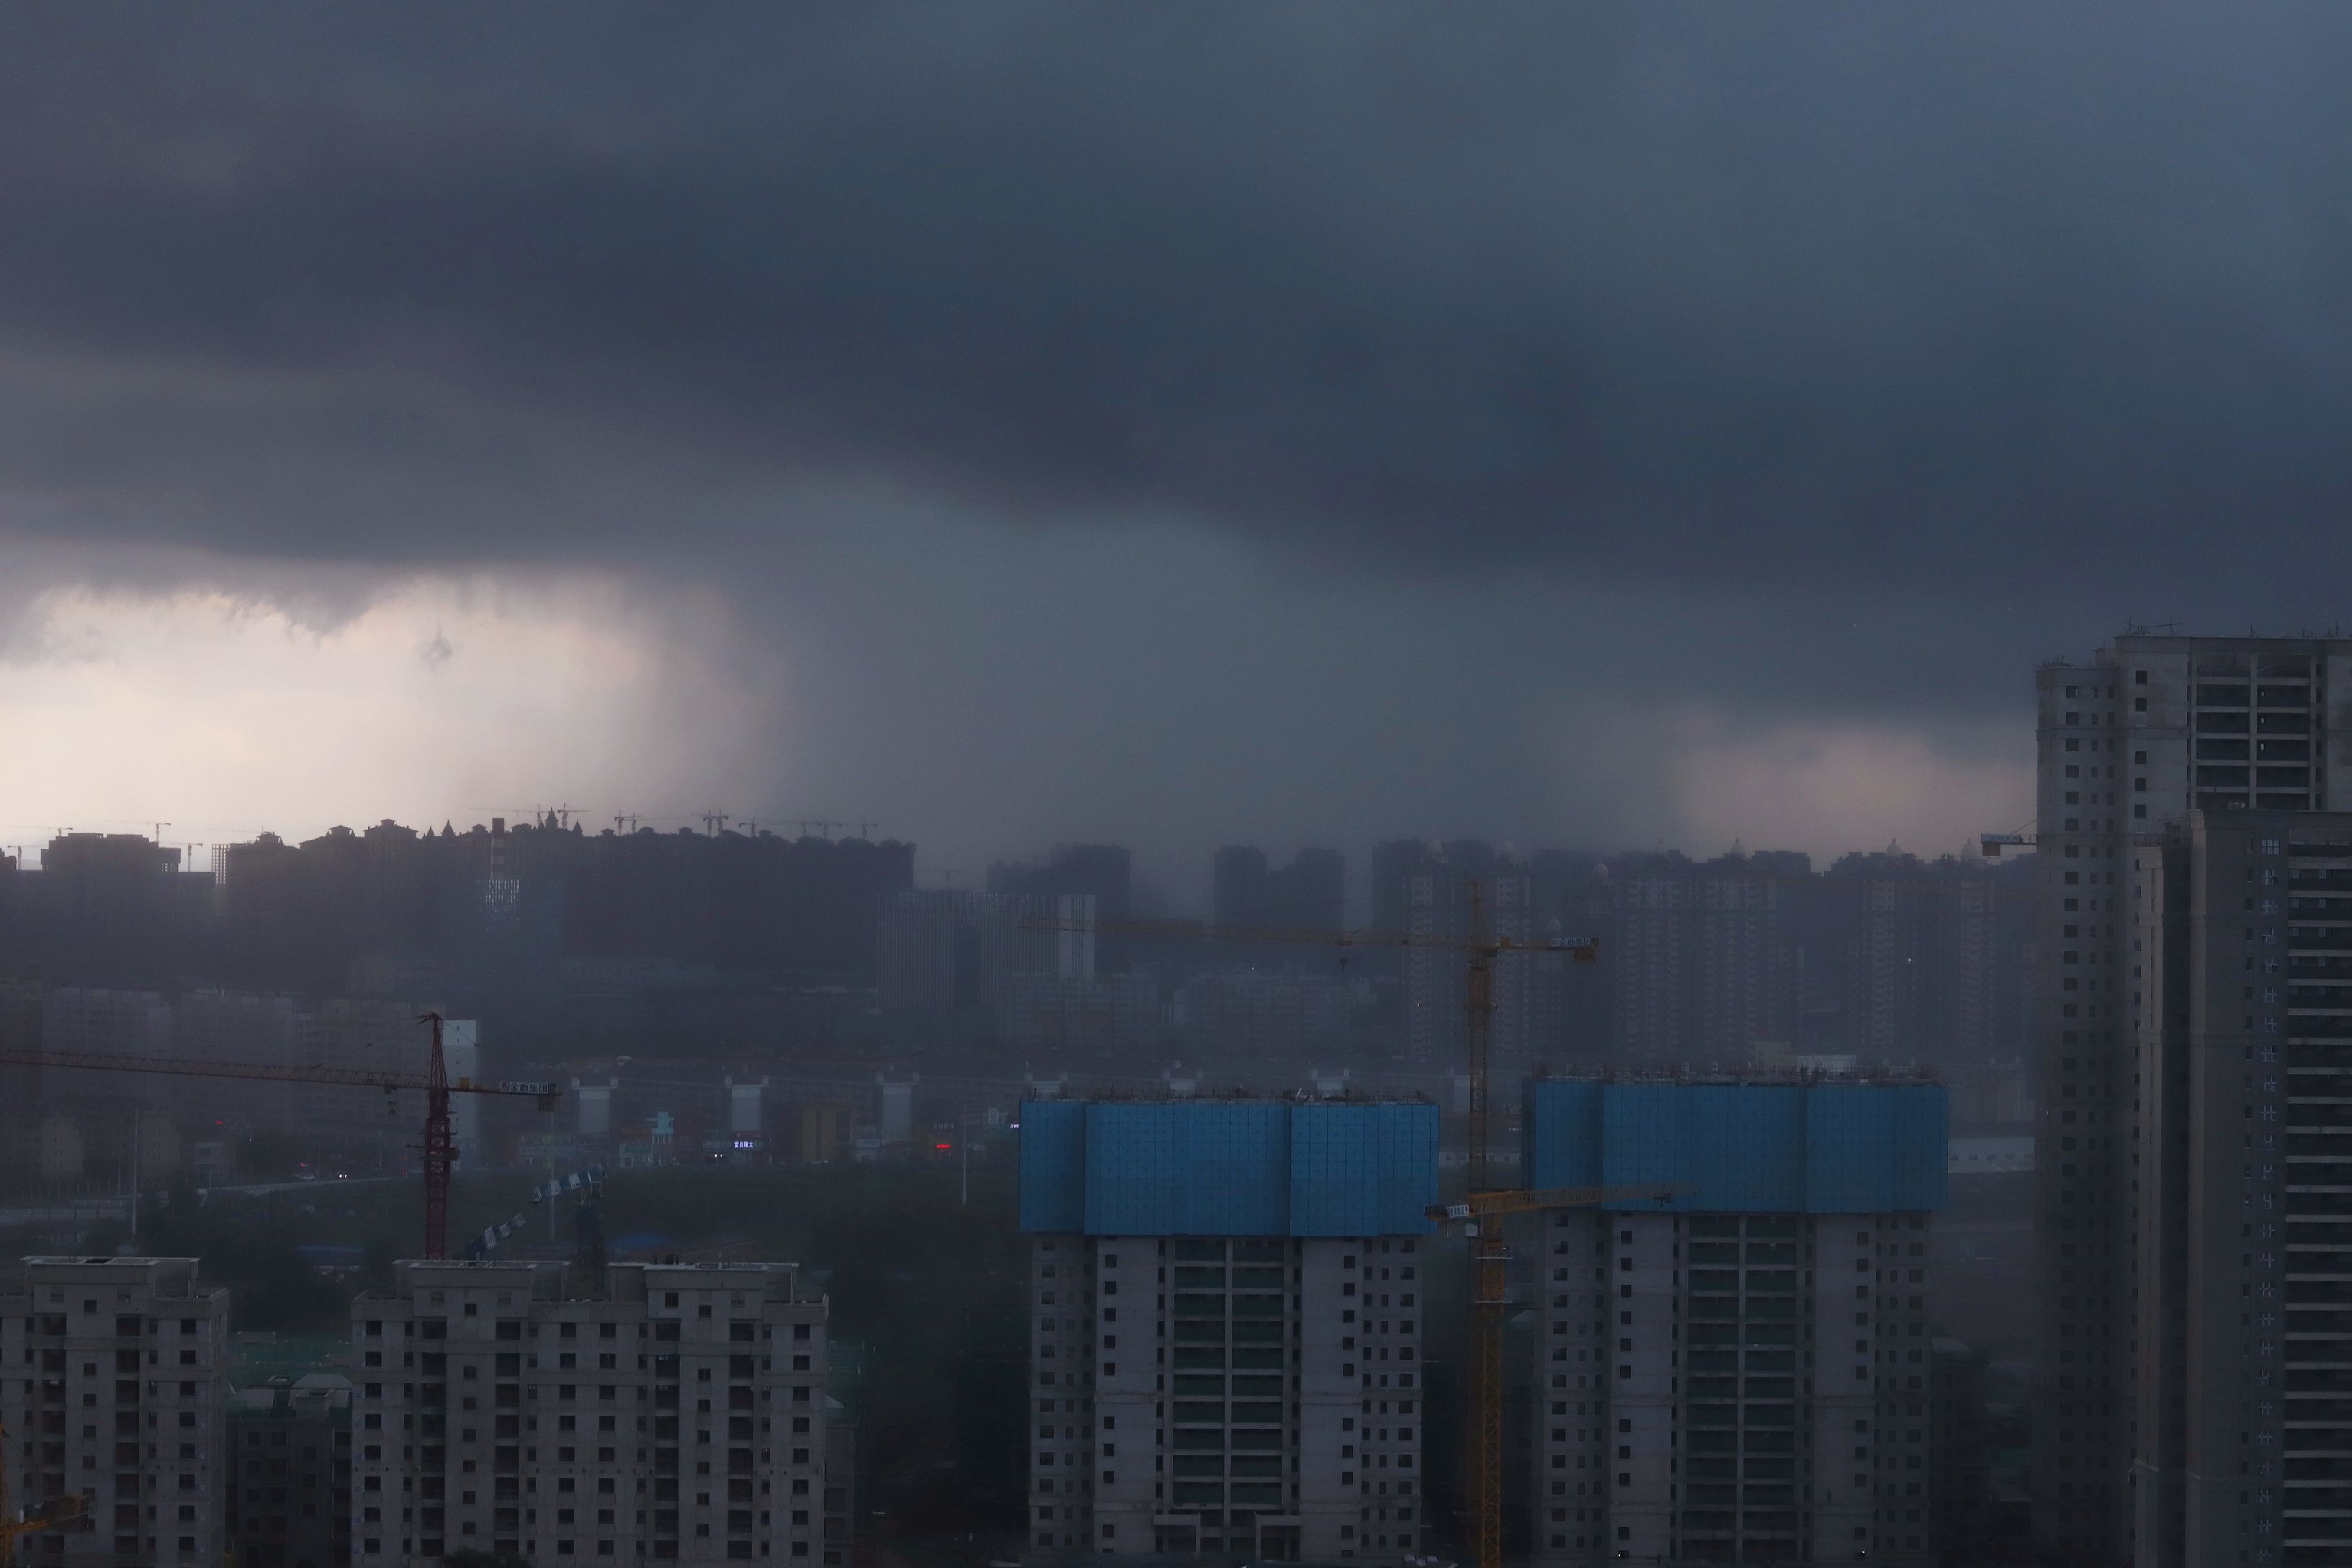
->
xmin=2029 ymin=635 xmax=2352 ymax=1564
xmin=1019 ymin=1096 xmax=1440 ymax=1561
xmin=0 ymin=1256 xmax=230 ymax=1567
xmin=1032 ymin=1232 xmax=1426 ymax=1561
xmin=2131 ymin=811 xmax=2352 ymax=1568
xmin=1528 ymin=1210 xmax=1935 ymax=1568
xmin=349 ymin=1258 xmax=828 ymax=1566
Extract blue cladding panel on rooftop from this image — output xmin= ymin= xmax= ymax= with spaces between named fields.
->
xmin=1287 ymin=1105 xmax=1372 ymax=1235
xmin=1602 ymin=1084 xmax=1806 ymax=1211
xmin=1891 ymin=1085 xmax=1950 ymax=1211
xmin=1290 ymin=1103 xmax=1438 ymax=1236
xmin=1523 ymin=1079 xmax=1949 ymax=1214
xmin=1372 ymin=1105 xmax=1440 ymax=1235
xmin=1017 ymin=1099 xmax=1438 ymax=1235
xmin=1017 ymin=1100 xmax=1086 ymax=1233
xmin=1805 ymin=1086 xmax=1895 ymax=1211
xmin=1085 ymin=1101 xmax=1290 ymax=1236
xmin=1522 ymin=1080 xmax=1602 ymax=1191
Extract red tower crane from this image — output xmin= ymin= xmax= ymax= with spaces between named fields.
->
xmin=0 ymin=1011 xmax=558 ymax=1259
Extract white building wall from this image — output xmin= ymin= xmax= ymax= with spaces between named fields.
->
xmin=1295 ymin=1238 xmax=1357 ymax=1556
xmin=1812 ymin=1221 xmax=1878 ymax=1561
xmin=1531 ymin=1210 xmax=1609 ymax=1559
xmin=1032 ymin=1234 xmax=1425 ymax=1561
xmin=1029 ymin=1237 xmax=1095 ymax=1550
xmin=0 ymin=1257 xmax=229 ymax=1568
xmin=351 ymin=1260 xmax=826 ymax=1566
xmin=1614 ymin=1214 xmax=1678 ymax=1557
xmin=1091 ymin=1239 xmax=1155 ymax=1547
xmin=1531 ymin=1212 xmax=1936 ymax=1568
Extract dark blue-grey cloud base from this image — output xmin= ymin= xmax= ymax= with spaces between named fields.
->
xmin=3 ymin=1 xmax=2351 ymax=599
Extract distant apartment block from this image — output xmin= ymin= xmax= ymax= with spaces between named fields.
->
xmin=1019 ymin=1096 xmax=1439 ymax=1561
xmin=996 ymin=970 xmax=1160 ymax=1054
xmin=38 ymin=988 xmax=174 ymax=1116
xmin=877 ymin=890 xmax=1094 ymax=1018
xmin=1386 ymin=844 xmax=1562 ymax=1072
xmin=1521 ymin=1075 xmax=1949 ymax=1568
xmin=0 ymin=1256 xmax=230 ymax=1568
xmin=349 ymin=1258 xmax=828 ymax=1565
xmin=1170 ymin=969 xmax=1368 ymax=1058
xmin=1212 ymin=847 xmax=1345 ymax=936
xmin=1604 ymin=853 xmax=1807 ymax=1063
xmin=1822 ymin=849 xmax=2020 ymax=1070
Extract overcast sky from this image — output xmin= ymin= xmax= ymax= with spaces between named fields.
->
xmin=4 ymin=3 xmax=2350 ymax=907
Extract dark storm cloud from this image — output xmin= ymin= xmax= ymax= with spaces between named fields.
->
xmin=4 ymin=2 xmax=2351 ymax=599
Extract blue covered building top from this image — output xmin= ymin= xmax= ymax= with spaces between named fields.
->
xmin=1523 ymin=1078 xmax=1948 ymax=1214
xmin=1019 ymin=1098 xmax=1439 ymax=1237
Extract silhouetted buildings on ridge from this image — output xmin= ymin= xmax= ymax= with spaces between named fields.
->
xmin=1 ymin=818 xmax=914 ymax=998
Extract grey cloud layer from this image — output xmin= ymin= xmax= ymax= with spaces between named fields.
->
xmin=4 ymin=2 xmax=2352 ymax=596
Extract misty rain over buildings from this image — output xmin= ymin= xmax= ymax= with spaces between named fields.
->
xmin=4 ymin=6 xmax=2351 ymax=1568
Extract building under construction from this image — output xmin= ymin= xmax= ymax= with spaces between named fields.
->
xmin=1016 ymin=1073 xmax=1950 ymax=1566
xmin=1522 ymin=1074 xmax=1948 ymax=1568
xmin=1019 ymin=1095 xmax=1439 ymax=1561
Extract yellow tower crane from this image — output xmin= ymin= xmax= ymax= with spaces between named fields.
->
xmin=1021 ymin=897 xmax=1599 ymax=1568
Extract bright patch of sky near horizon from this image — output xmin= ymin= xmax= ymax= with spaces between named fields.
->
xmin=0 ymin=555 xmax=2035 ymax=909
xmin=0 ymin=576 xmax=777 ymax=860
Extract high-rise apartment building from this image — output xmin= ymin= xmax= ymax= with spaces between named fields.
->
xmin=2130 ymin=810 xmax=2352 ymax=1568
xmin=2029 ymin=634 xmax=2352 ymax=1564
xmin=0 ymin=1256 xmax=230 ymax=1568
xmin=1018 ymin=1096 xmax=1439 ymax=1561
xmin=349 ymin=1258 xmax=829 ymax=1566
xmin=1521 ymin=1076 xmax=1949 ymax=1568
xmin=226 ymin=1372 xmax=352 ymax=1568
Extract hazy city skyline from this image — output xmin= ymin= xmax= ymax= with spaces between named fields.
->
xmin=12 ymin=6 xmax=2352 ymax=897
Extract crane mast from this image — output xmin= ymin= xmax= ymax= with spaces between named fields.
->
xmin=421 ymin=1011 xmax=455 ymax=1260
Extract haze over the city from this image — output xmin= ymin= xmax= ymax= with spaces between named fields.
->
xmin=8 ymin=2 xmax=2352 ymax=890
